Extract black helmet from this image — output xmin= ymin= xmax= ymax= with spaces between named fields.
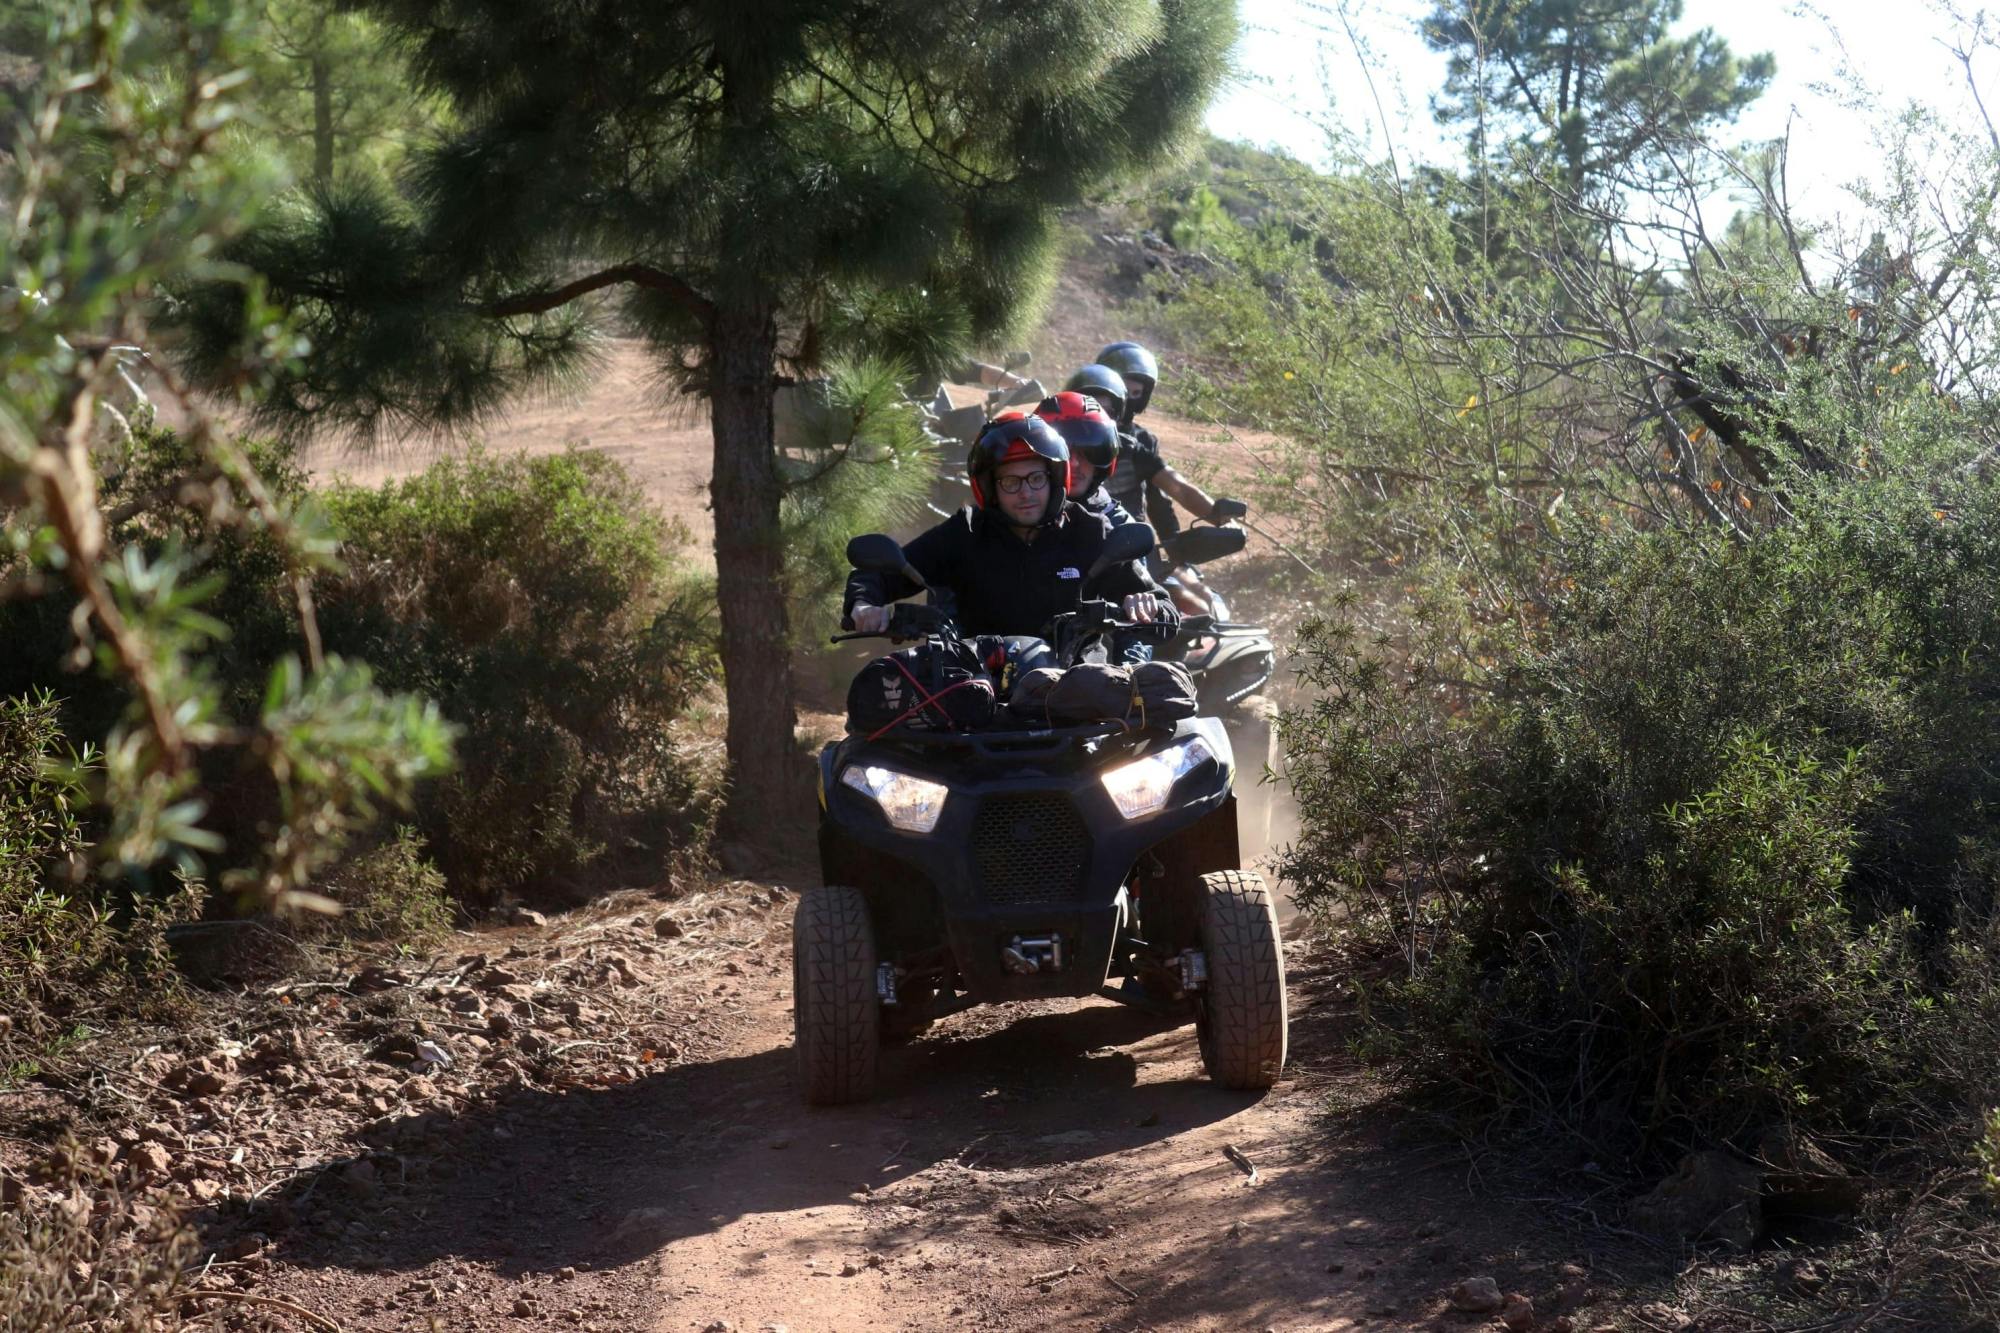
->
xmin=1095 ymin=341 xmax=1159 ymax=418
xmin=1062 ymin=363 xmax=1127 ymax=423
xmin=968 ymin=414 xmax=1070 ymax=525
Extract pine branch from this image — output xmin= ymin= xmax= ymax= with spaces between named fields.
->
xmin=482 ymin=264 xmax=715 ymax=328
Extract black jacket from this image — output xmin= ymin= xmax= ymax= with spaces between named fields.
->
xmin=843 ymin=503 xmax=1179 ymax=650
xmin=1107 ymin=425 xmax=1182 ymax=541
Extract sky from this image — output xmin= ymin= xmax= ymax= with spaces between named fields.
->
xmin=1204 ymin=0 xmax=2000 ymax=236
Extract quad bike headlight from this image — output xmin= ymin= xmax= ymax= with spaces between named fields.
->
xmin=1100 ymin=736 xmax=1218 ymax=820
xmin=840 ymin=763 xmax=948 ymax=833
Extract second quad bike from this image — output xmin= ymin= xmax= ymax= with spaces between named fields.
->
xmin=794 ymin=524 xmax=1289 ymax=1105
xmin=1156 ymin=502 xmax=1280 ymax=847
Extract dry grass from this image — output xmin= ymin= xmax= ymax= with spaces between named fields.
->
xmin=0 ymin=1150 xmax=199 ymax=1333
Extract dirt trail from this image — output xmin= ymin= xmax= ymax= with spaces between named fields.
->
xmin=623 ymin=929 xmax=1558 ymax=1333
xmin=222 ymin=896 xmax=1609 ymax=1333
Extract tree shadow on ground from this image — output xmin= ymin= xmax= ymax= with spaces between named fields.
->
xmin=191 ymin=994 xmax=1253 ymax=1282
xmin=1038 ymin=946 xmax=1671 ymax=1332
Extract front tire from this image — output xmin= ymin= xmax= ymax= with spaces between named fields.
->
xmin=1195 ymin=870 xmax=1288 ymax=1089
xmin=793 ymin=885 xmax=879 ymax=1105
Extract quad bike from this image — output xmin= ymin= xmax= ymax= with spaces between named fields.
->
xmin=1154 ymin=499 xmax=1280 ymax=849
xmin=916 ymin=356 xmax=1046 ymax=518
xmin=920 ymin=351 xmax=1041 ymax=437
xmin=794 ymin=524 xmax=1289 ymax=1105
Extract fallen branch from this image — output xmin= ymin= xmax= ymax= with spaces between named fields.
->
xmin=1104 ymin=1273 xmax=1142 ymax=1301
xmin=1223 ymin=1142 xmax=1261 ymax=1185
xmin=1026 ymin=1263 xmax=1082 ymax=1286
xmin=183 ymin=1289 xmax=345 ymax=1332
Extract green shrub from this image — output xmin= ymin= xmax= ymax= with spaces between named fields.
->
xmin=0 ymin=693 xmax=109 ymax=1073
xmin=2 ymin=429 xmax=716 ymax=916
xmin=1282 ymin=476 xmax=2000 ymax=1157
xmin=0 ymin=694 xmax=199 ymax=1083
xmin=318 ymin=446 xmax=718 ymax=905
xmin=320 ymin=826 xmax=454 ymax=945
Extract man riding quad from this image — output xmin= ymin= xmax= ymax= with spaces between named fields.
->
xmin=844 ymin=414 xmax=1181 ymax=664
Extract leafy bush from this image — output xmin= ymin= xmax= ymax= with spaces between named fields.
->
xmin=0 ymin=694 xmax=108 ymax=1061
xmin=3 ymin=431 xmax=716 ymax=916
xmin=319 ymin=827 xmax=454 ymax=945
xmin=318 ymin=446 xmax=718 ymax=905
xmin=0 ymin=0 xmax=444 ymax=909
xmin=0 ymin=694 xmax=197 ymax=1084
xmin=1282 ymin=475 xmax=2000 ymax=1156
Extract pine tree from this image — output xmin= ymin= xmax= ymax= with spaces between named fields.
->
xmin=1423 ymin=0 xmax=1773 ymax=193
xmin=180 ymin=0 xmax=1237 ymax=833
xmin=246 ymin=1 xmax=437 ymax=185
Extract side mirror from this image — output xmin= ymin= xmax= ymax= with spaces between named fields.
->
xmin=1209 ymin=496 xmax=1248 ymax=521
xmin=846 ymin=533 xmax=926 ymax=589
xmin=1161 ymin=526 xmax=1246 ymax=566
xmin=1085 ymin=523 xmax=1156 ymax=584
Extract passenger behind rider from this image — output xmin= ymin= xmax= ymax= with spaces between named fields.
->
xmin=843 ymin=415 xmax=1179 ymax=665
xmin=1069 ymin=342 xmax=1236 ymax=616
xmin=1035 ymin=391 xmax=1134 ymax=527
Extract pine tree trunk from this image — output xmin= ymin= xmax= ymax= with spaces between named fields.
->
xmin=311 ymin=55 xmax=334 ymax=186
xmin=708 ymin=302 xmax=806 ymax=841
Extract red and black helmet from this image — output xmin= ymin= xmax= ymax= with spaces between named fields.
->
xmin=968 ymin=414 xmax=1070 ymax=524
xmin=1034 ymin=391 xmax=1119 ymax=499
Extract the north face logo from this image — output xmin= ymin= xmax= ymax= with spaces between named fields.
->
xmin=1057 ymin=566 xmax=1081 ymax=579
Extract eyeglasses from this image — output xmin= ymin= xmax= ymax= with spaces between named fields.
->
xmin=996 ymin=472 xmax=1050 ymax=495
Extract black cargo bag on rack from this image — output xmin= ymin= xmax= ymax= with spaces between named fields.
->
xmin=1008 ymin=660 xmax=1199 ymax=728
xmin=846 ymin=640 xmax=997 ymax=738
xmin=1129 ymin=660 xmax=1199 ymax=725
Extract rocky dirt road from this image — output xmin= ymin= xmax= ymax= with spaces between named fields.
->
xmin=131 ymin=879 xmax=1629 ymax=1333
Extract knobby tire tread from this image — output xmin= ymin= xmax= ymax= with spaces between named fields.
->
xmin=1198 ymin=869 xmax=1288 ymax=1089
xmin=793 ymin=885 xmax=878 ymax=1105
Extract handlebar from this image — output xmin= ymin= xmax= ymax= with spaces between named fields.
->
xmin=831 ymin=602 xmax=956 ymax=645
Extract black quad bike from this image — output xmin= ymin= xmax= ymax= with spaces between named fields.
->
xmin=794 ymin=525 xmax=1289 ymax=1105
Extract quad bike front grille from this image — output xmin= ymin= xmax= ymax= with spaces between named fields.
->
xmin=970 ymin=793 xmax=1091 ymax=906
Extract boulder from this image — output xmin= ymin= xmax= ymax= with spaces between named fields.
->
xmin=1757 ymin=1125 xmax=1866 ymax=1219
xmin=1628 ymin=1150 xmax=1763 ymax=1250
xmin=1447 ymin=1275 xmax=1504 ymax=1313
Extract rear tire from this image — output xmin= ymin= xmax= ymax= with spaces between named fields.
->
xmin=792 ymin=885 xmax=879 ymax=1105
xmin=1195 ymin=869 xmax=1288 ymax=1090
